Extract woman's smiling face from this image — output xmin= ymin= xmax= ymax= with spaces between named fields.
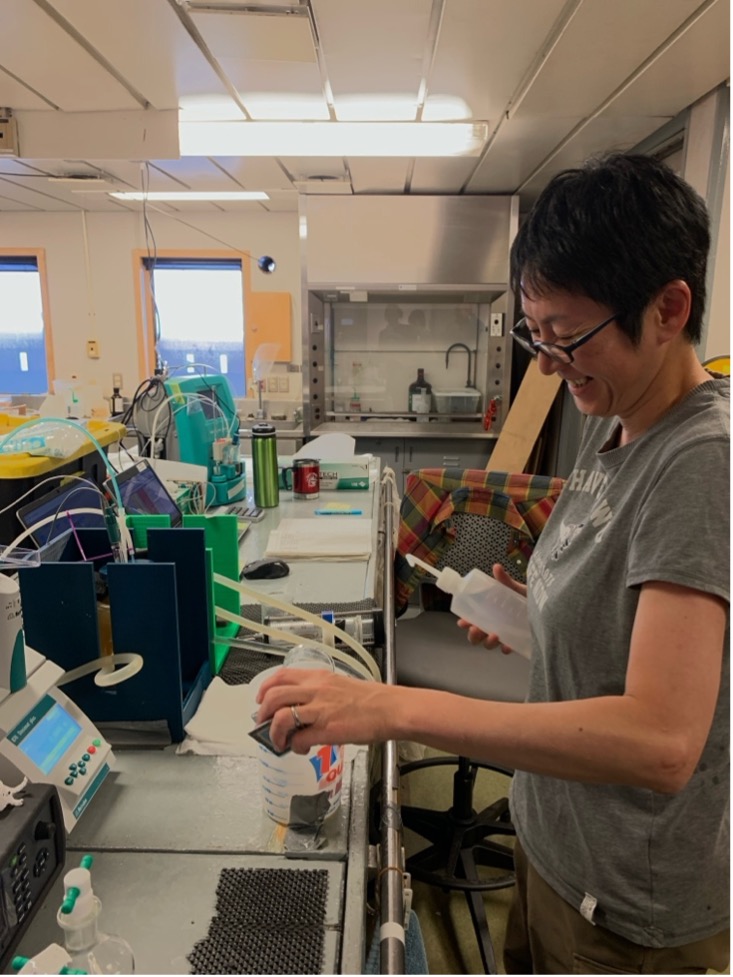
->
xmin=520 ymin=287 xmax=666 ymax=431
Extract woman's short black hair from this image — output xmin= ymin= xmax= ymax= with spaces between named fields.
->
xmin=510 ymin=152 xmax=711 ymax=344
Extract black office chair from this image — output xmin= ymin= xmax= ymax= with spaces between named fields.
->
xmin=394 ymin=468 xmax=564 ymax=974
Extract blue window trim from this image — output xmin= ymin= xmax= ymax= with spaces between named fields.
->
xmin=0 ymin=257 xmax=39 ymax=272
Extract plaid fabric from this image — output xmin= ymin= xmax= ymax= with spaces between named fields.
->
xmin=395 ymin=468 xmax=565 ymax=612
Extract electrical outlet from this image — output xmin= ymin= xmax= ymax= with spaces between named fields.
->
xmin=267 ymin=377 xmax=279 ymax=393
xmin=278 ymin=376 xmax=290 ymax=393
xmin=86 ymin=340 xmax=100 ymax=359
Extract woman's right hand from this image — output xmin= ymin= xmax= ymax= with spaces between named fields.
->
xmin=456 ymin=563 xmax=527 ymax=654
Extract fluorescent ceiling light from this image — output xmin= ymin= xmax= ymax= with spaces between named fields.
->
xmin=109 ymin=191 xmax=269 ymax=201
xmin=333 ymin=94 xmax=471 ymax=121
xmin=240 ymin=93 xmax=329 ymax=121
xmin=179 ymin=121 xmax=488 ymax=157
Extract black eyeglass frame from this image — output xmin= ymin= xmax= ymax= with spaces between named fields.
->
xmin=510 ymin=311 xmax=622 ymax=364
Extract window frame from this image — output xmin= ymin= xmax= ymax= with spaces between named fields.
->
xmin=0 ymin=247 xmax=55 ymax=396
xmin=133 ymin=249 xmax=253 ymax=384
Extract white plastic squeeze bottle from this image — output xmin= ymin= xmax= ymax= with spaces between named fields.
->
xmin=56 ymin=855 xmax=135 ymax=975
xmin=406 ymin=553 xmax=532 ymax=659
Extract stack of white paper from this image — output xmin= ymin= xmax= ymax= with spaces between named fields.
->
xmin=265 ymin=517 xmax=373 ymax=560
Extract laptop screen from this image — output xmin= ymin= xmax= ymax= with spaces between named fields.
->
xmin=16 ymin=480 xmax=106 ymax=547
xmin=110 ymin=461 xmax=182 ymax=527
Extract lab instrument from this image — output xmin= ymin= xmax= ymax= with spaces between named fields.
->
xmin=0 ymin=782 xmax=66 ymax=971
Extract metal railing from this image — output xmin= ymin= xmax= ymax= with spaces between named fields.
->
xmin=378 ymin=472 xmax=406 ymax=974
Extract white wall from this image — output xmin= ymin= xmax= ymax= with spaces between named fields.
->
xmin=0 ymin=208 xmax=300 ymax=400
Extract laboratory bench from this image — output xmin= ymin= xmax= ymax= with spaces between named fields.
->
xmin=8 ymin=459 xmax=386 ymax=974
xmin=9 ymin=748 xmax=371 ymax=975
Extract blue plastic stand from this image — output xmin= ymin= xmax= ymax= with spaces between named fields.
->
xmin=18 ymin=527 xmax=213 ymax=742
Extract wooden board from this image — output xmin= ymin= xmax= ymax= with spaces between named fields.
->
xmin=488 ymin=360 xmax=562 ymax=474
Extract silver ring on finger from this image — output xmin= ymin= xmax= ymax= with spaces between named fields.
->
xmin=290 ymin=704 xmax=305 ymax=731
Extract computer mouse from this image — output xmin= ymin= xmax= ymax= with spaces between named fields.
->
xmin=240 ymin=558 xmax=290 ymax=580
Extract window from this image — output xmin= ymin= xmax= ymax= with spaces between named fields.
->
xmin=0 ymin=251 xmax=53 ymax=396
xmin=141 ymin=256 xmax=247 ymax=396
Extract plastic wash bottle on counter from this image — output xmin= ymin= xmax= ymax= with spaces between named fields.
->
xmin=56 ymin=855 xmax=135 ymax=975
xmin=406 ymin=554 xmax=532 ymax=659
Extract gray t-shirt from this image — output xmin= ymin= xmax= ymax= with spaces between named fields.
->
xmin=512 ymin=377 xmax=730 ymax=948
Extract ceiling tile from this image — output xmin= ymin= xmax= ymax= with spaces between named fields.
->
xmin=348 ymin=158 xmax=410 ymax=193
xmin=315 ymin=0 xmax=432 ymax=101
xmin=513 ymin=0 xmax=706 ymax=119
xmin=466 ymin=115 xmax=584 ymax=193
xmin=46 ymin=0 xmax=235 ymax=109
xmin=0 ymin=0 xmax=139 ymax=110
xmin=425 ymin=0 xmax=567 ymax=120
xmin=410 ymin=157 xmax=477 ymax=193
xmin=518 ymin=115 xmax=676 ymax=205
xmin=191 ymin=10 xmax=316 ymax=62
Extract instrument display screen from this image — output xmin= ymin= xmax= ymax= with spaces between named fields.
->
xmin=12 ymin=699 xmax=82 ymax=775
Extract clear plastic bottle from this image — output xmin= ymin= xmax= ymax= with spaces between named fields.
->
xmin=251 ymin=646 xmax=345 ymax=826
xmin=56 ymin=856 xmax=135 ymax=975
xmin=406 ymin=554 xmax=532 ymax=659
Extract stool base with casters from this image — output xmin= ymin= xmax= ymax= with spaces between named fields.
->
xmin=401 ymin=754 xmax=516 ymax=975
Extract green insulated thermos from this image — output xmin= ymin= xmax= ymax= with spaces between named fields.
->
xmin=251 ymin=423 xmax=279 ymax=507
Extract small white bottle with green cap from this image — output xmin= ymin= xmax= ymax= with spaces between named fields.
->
xmin=406 ymin=554 xmax=532 ymax=659
xmin=56 ymin=855 xmax=135 ymax=974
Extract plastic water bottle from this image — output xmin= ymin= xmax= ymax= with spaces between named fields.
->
xmin=56 ymin=855 xmax=135 ymax=975
xmin=250 ymin=646 xmax=345 ymax=826
xmin=406 ymin=554 xmax=532 ymax=659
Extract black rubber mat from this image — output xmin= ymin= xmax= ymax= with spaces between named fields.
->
xmin=187 ymin=866 xmax=329 ymax=975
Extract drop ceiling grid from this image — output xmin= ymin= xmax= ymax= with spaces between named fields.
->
xmin=599 ymin=0 xmax=730 ymax=117
xmin=150 ymin=156 xmax=249 ymax=190
xmin=466 ymin=115 xmax=585 ymax=193
xmin=46 ymin=0 xmax=233 ymax=109
xmin=191 ymin=9 xmax=318 ymax=63
xmin=519 ymin=114 xmax=675 ymax=203
xmin=0 ymin=176 xmax=86 ymax=211
xmin=348 ymin=158 xmax=410 ymax=193
xmin=425 ymin=0 xmax=567 ymax=121
xmin=78 ymin=161 xmax=189 ymax=193
xmin=514 ymin=0 xmax=707 ymax=118
xmin=212 ymin=156 xmax=299 ymax=190
xmin=314 ymin=0 xmax=433 ymax=101
xmin=410 ymin=157 xmax=477 ymax=193
xmin=0 ymin=0 xmax=138 ymax=111
xmin=0 ymin=68 xmax=51 ymax=110
xmin=222 ymin=59 xmax=328 ymax=114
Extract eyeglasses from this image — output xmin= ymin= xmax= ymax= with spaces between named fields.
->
xmin=510 ymin=312 xmax=621 ymax=365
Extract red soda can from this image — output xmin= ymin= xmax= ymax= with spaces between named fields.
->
xmin=292 ymin=458 xmax=320 ymax=499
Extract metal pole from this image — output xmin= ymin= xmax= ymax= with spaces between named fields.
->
xmin=379 ymin=474 xmax=406 ymax=975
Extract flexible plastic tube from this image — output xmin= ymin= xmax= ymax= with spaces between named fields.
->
xmin=56 ymin=653 xmax=144 ymax=688
xmin=213 ymin=572 xmax=381 ymax=681
xmin=213 ymin=605 xmax=377 ymax=681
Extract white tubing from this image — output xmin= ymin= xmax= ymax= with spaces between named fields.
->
xmin=214 ymin=604 xmax=379 ymax=681
xmin=213 ymin=572 xmax=381 ymax=681
xmin=55 ymin=653 xmax=144 ymax=688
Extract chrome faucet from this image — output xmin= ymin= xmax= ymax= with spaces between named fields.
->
xmin=445 ymin=342 xmax=473 ymax=387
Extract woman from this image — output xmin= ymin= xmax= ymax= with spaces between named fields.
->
xmin=256 ymin=153 xmax=729 ymax=974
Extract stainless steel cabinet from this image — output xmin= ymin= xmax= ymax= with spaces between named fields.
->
xmin=355 ymin=436 xmax=492 ymax=493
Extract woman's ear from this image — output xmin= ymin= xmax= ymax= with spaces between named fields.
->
xmin=654 ymin=280 xmax=692 ymax=341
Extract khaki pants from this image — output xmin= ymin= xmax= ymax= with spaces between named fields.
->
xmin=504 ymin=839 xmax=730 ymax=975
